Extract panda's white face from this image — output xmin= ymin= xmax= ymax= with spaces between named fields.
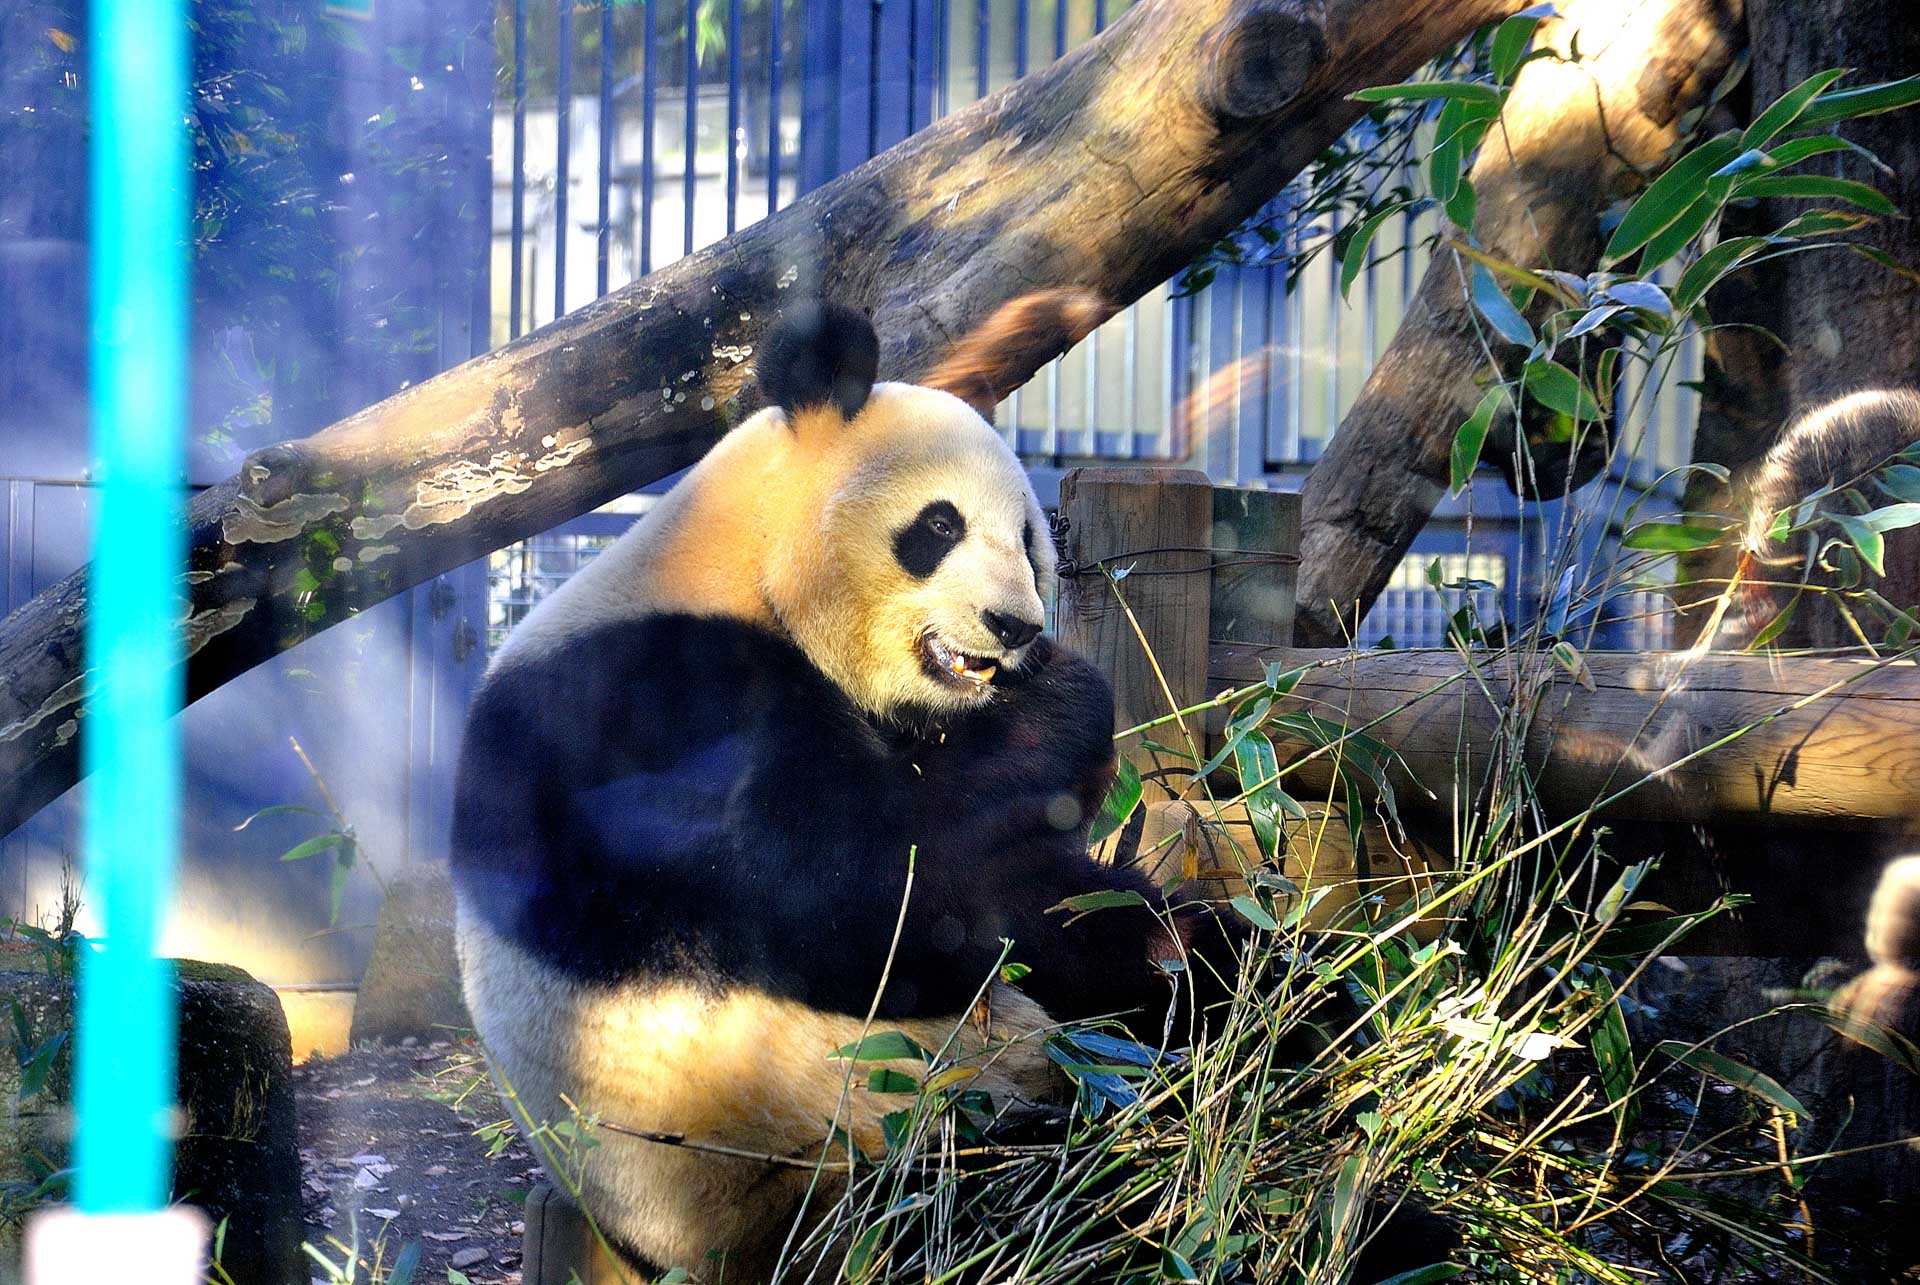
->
xmin=767 ymin=383 xmax=1055 ymax=722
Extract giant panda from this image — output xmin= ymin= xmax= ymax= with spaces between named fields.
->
xmin=448 ymin=302 xmax=1253 ymax=1282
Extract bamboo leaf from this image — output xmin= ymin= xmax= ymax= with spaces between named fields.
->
xmin=1443 ymin=177 xmax=1476 ymax=232
xmin=1489 ymin=5 xmax=1555 ymax=84
xmin=1430 ymin=97 xmax=1466 ymax=207
xmin=1859 ymin=502 xmax=1920 ymax=534
xmin=1523 ymin=358 xmax=1602 ymax=420
xmin=1736 ymin=175 xmax=1896 ymax=214
xmin=234 ymin=804 xmax=325 ymax=831
xmin=1340 ymin=201 xmax=1415 ymax=300
xmin=1233 ymin=732 xmax=1283 ymax=859
xmin=865 ymin=1068 xmax=920 ymax=1094
xmin=1877 ymin=464 xmax=1920 ymax=503
xmin=1638 ymin=192 xmax=1721 ymax=271
xmin=1588 ymin=971 xmax=1638 ymax=1135
xmin=1230 ymin=894 xmax=1279 ymax=932
xmin=1773 ymin=208 xmax=1878 ymax=238
xmin=1604 ymin=132 xmax=1740 ymax=263
xmin=1741 ymin=68 xmax=1850 ymax=148
xmin=1832 ymin=511 xmax=1887 ymax=575
xmin=1759 ymin=134 xmax=1857 ymax=170
xmin=1450 ymin=387 xmax=1505 ymax=496
xmin=831 ymin=1032 xmax=931 ymax=1062
xmin=1605 ymin=280 xmax=1672 ymax=318
xmin=1673 ymin=235 xmax=1768 ymax=312
xmin=280 ymin=831 xmax=346 ymax=863
xmin=1794 ymin=73 xmax=1920 ymax=132
xmin=1656 ymin=1041 xmax=1812 ymax=1120
xmin=1471 ymin=263 xmax=1534 ymax=346
xmin=1350 ymin=81 xmax=1502 ymax=106
xmin=1088 ymin=757 xmax=1142 ymax=846
xmin=1621 ymin=520 xmax=1725 ymax=552
xmin=1373 ymin=1267 xmax=1465 ymax=1285
xmin=1745 ymin=593 xmax=1800 ymax=651
xmin=1853 ymin=243 xmax=1920 ymax=285
xmin=1563 ymin=304 xmax=1624 ymax=339
xmin=1050 ymin=889 xmax=1149 ymax=916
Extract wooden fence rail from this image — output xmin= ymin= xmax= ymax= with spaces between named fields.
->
xmin=1212 ymin=644 xmax=1920 ymax=828
xmin=1057 ymin=467 xmax=1920 ymax=830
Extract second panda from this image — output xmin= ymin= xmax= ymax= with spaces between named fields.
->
xmin=450 ymin=302 xmax=1247 ymax=1281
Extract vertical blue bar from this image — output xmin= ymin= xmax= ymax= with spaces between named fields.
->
xmin=726 ymin=0 xmax=742 ymax=232
xmin=642 ymin=0 xmax=658 ymax=274
xmin=1052 ymin=0 xmax=1065 ymax=58
xmin=1014 ymin=0 xmax=1027 ymax=77
xmin=684 ymin=0 xmax=699 ymax=255
xmin=866 ymin=0 xmax=881 ymax=158
xmin=975 ymin=0 xmax=988 ymax=98
xmin=511 ymin=0 xmax=529 ymax=338
xmin=905 ymin=0 xmax=919 ymax=135
xmin=555 ymin=0 xmax=573 ymax=319
xmin=78 ymin=0 xmax=187 ymax=1214
xmin=597 ymin=0 xmax=614 ymax=297
xmin=934 ymin=0 xmax=949 ymax=118
xmin=766 ymin=0 xmax=783 ymax=216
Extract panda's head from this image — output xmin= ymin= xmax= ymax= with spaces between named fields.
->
xmin=752 ymin=302 xmax=1055 ymax=723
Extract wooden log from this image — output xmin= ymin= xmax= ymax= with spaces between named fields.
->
xmin=0 ymin=0 xmax=1527 ymax=838
xmin=1291 ymin=0 xmax=1745 ymax=645
xmin=1057 ymin=468 xmax=1215 ymax=794
xmin=1209 ymin=644 xmax=1920 ymax=826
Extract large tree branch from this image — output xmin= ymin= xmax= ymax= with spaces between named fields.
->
xmin=0 ymin=0 xmax=1524 ymax=836
xmin=1292 ymin=0 xmax=1744 ymax=646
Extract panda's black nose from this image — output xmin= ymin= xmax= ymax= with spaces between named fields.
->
xmin=981 ymin=609 xmax=1042 ymax=649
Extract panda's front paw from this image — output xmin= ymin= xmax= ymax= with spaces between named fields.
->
xmin=996 ymin=639 xmax=1116 ymax=734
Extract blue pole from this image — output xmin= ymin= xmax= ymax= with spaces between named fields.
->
xmin=77 ymin=0 xmax=189 ymax=1214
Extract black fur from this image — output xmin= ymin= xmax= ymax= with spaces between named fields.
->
xmin=755 ymin=300 xmax=880 ymax=421
xmin=451 ymin=616 xmax=1219 ymax=1039
xmin=893 ymin=500 xmax=967 ymax=578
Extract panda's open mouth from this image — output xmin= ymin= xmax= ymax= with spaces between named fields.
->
xmin=921 ymin=635 xmax=1000 ymax=686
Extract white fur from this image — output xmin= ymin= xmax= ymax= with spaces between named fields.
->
xmin=459 ymin=911 xmax=1061 ymax=1279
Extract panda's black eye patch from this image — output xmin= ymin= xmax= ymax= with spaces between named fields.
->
xmin=894 ymin=500 xmax=966 ymax=577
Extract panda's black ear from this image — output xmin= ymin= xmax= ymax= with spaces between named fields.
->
xmin=757 ymin=300 xmax=880 ymax=422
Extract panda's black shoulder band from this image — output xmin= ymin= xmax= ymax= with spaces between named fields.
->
xmin=757 ymin=300 xmax=880 ymax=421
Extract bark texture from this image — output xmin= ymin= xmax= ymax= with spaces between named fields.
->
xmin=1209 ymin=644 xmax=1920 ymax=826
xmin=0 ymin=0 xmax=1527 ymax=837
xmin=1292 ymin=0 xmax=1744 ymax=646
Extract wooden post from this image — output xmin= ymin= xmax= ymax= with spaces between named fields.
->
xmin=523 ymin=1182 xmax=635 ymax=1284
xmin=1056 ymin=468 xmax=1215 ymax=797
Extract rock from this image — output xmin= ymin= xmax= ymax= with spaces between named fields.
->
xmin=0 ymin=962 xmax=302 ymax=1285
xmin=349 ymin=866 xmax=470 ymax=1046
xmin=450 ymin=1246 xmax=490 ymax=1269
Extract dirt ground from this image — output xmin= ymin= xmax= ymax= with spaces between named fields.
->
xmin=294 ymin=1039 xmax=537 ymax=1284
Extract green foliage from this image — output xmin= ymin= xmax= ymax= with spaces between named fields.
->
xmin=236 ymin=739 xmax=389 ymax=926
